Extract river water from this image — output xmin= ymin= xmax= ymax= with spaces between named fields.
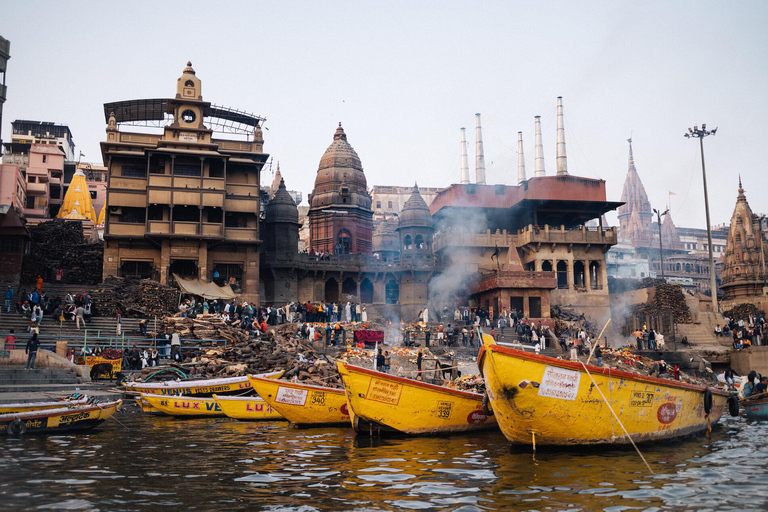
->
xmin=1 ymin=405 xmax=767 ymax=511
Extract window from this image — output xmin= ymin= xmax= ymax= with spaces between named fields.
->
xmin=122 ymin=165 xmax=146 ymax=178
xmin=388 ymin=201 xmax=393 ymax=209
xmin=225 ymin=212 xmax=248 ymax=228
xmin=173 ymin=205 xmax=199 ymax=222
xmin=90 ymin=191 xmax=97 ymax=199
xmin=119 ymin=207 xmax=146 ymax=224
xmin=42 ymin=155 xmax=47 ymax=163
xmin=147 ymin=204 xmax=165 ymax=221
xmin=174 ymin=163 xmax=201 ymax=177
xmin=376 ymin=201 xmax=381 ymax=209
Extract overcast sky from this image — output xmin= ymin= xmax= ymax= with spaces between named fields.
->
xmin=2 ymin=1 xmax=766 ymax=229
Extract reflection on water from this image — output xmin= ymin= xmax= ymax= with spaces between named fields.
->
xmin=1 ymin=407 xmax=766 ymax=511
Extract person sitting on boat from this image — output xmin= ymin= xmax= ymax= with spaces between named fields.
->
xmin=754 ymin=376 xmax=768 ymax=397
xmin=743 ymin=371 xmax=758 ymax=399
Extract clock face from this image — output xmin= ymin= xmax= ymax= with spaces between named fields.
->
xmin=181 ymin=109 xmax=196 ymax=123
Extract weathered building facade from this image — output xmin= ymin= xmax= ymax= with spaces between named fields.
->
xmin=101 ymin=63 xmax=268 ymax=302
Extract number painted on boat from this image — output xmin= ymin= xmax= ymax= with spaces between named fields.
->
xmin=310 ymin=391 xmax=326 ymax=406
xmin=366 ymin=378 xmax=403 ymax=406
xmin=630 ymin=392 xmax=654 ymax=407
xmin=538 ymin=366 xmax=581 ymax=401
xmin=436 ymin=401 xmax=453 ymax=419
xmin=275 ymin=386 xmax=309 ymax=406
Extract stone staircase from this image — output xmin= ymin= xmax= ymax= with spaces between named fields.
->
xmin=0 ymin=314 xmax=152 ymax=347
xmin=676 ymin=311 xmax=732 ymax=351
xmin=0 ymin=367 xmax=84 ymax=394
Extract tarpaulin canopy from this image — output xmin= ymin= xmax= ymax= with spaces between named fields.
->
xmin=173 ymin=274 xmax=237 ymax=300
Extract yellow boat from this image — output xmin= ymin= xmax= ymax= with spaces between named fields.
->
xmin=212 ymin=395 xmax=285 ymax=421
xmin=478 ymin=333 xmax=729 ymax=446
xmin=247 ymin=375 xmax=350 ymax=427
xmin=140 ymin=394 xmax=225 ymax=417
xmin=337 ymin=362 xmax=497 ymax=436
xmin=123 ymin=371 xmax=284 ymax=397
xmin=0 ymin=395 xmax=90 ymax=414
xmin=1 ymin=400 xmax=122 ymax=435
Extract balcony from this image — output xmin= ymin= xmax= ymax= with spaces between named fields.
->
xmin=225 ymin=197 xmax=258 ymax=213
xmin=22 ymin=207 xmax=47 ymax=218
xmin=225 ymin=227 xmax=259 ymax=243
xmin=202 ymin=223 xmax=224 ymax=237
xmin=26 ymin=182 xmax=47 ymax=195
xmin=111 ymin=176 xmax=147 ymax=191
xmin=148 ymin=174 xmax=172 ymax=188
xmin=147 ymin=221 xmax=171 ymax=235
xmin=473 ymin=270 xmax=558 ymax=294
xmin=108 ymin=222 xmax=145 ymax=236
xmin=172 ymin=176 xmax=201 ymax=189
xmin=225 ymin=183 xmax=260 ymax=196
xmin=173 ymin=222 xmax=199 ymax=236
xmin=202 ymin=177 xmax=226 ymax=191
xmin=432 ymin=229 xmax=516 ymax=253
xmin=517 ymin=225 xmax=618 ymax=246
xmin=109 ymin=191 xmax=146 ymax=207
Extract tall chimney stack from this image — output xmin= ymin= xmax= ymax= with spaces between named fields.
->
xmin=556 ymin=96 xmax=568 ymax=176
xmin=460 ymin=127 xmax=470 ymax=184
xmin=517 ymin=131 xmax=526 ymax=185
xmin=475 ymin=113 xmax=486 ymax=185
xmin=534 ymin=116 xmax=545 ymax=177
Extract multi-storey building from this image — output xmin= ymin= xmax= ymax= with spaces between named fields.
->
xmin=101 ymin=62 xmax=268 ymax=302
xmin=10 ymin=119 xmax=75 ymax=161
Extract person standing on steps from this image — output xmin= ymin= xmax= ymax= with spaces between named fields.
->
xmin=25 ymin=332 xmax=40 ymax=369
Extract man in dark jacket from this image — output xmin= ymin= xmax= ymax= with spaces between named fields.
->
xmin=25 ymin=333 xmax=40 ymax=369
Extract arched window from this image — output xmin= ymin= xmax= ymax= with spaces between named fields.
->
xmin=556 ymin=261 xmax=568 ymax=289
xmin=403 ymin=235 xmax=413 ymax=251
xmin=414 ymin=234 xmax=425 ymax=250
xmin=385 ymin=280 xmax=399 ymax=304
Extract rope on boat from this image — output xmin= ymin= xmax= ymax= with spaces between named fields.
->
xmin=585 ymin=318 xmax=612 ymax=366
xmin=95 ymin=402 xmax=130 ymax=430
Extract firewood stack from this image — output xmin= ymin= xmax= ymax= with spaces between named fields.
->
xmin=550 ymin=305 xmax=599 ymax=339
xmin=185 ymin=329 xmax=343 ymax=388
xmin=639 ymin=283 xmax=691 ymax=323
xmin=723 ymin=303 xmax=765 ymax=322
xmin=89 ymin=277 xmax=178 ymax=318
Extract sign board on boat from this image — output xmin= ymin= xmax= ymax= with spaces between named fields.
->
xmin=537 ymin=365 xmax=581 ymax=401
xmin=275 ymin=386 xmax=308 ymax=406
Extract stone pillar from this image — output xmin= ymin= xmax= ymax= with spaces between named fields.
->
xmin=600 ymin=261 xmax=608 ymax=291
xmin=584 ymin=260 xmax=591 ymax=290
xmin=535 ymin=259 xmax=542 ymax=272
xmin=198 ymin=242 xmax=208 ymax=281
xmin=566 ymin=260 xmax=574 ymax=289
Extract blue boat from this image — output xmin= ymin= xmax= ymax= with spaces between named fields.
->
xmin=742 ymin=397 xmax=768 ymax=419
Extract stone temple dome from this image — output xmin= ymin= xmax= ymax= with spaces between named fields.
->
xmin=397 ymin=183 xmax=433 ymax=231
xmin=373 ymin=218 xmax=400 ymax=253
xmin=309 ymin=124 xmax=372 ymax=210
xmin=265 ymin=178 xmax=299 ymax=225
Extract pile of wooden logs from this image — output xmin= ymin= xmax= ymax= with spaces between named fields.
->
xmin=639 ymin=283 xmax=691 ymax=323
xmin=89 ymin=277 xmax=178 ymax=317
xmin=186 ymin=329 xmax=343 ymax=388
xmin=723 ymin=303 xmax=765 ymax=322
xmin=21 ymin=219 xmax=104 ymax=285
xmin=162 ymin=316 xmax=250 ymax=344
xmin=550 ymin=305 xmax=599 ymax=339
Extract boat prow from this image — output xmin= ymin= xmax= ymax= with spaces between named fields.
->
xmin=479 ymin=333 xmax=728 ymax=446
xmin=247 ymin=375 xmax=349 ymax=427
xmin=337 ymin=362 xmax=496 ymax=436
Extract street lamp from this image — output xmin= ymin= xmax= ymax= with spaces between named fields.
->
xmin=653 ymin=208 xmax=669 ymax=279
xmin=685 ymin=124 xmax=718 ymax=313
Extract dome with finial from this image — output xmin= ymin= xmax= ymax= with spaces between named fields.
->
xmin=184 ymin=61 xmax=196 ymax=74
xmin=309 ymin=124 xmax=371 ymax=210
xmin=373 ymin=217 xmax=400 ymax=254
xmin=265 ymin=178 xmax=299 ymax=225
xmin=397 ymin=183 xmax=433 ymax=230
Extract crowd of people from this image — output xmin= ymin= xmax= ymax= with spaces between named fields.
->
xmin=715 ymin=314 xmax=766 ymax=349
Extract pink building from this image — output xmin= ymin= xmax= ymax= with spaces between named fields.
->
xmin=23 ymin=143 xmax=65 ymax=220
xmin=0 ymin=163 xmax=26 ymax=210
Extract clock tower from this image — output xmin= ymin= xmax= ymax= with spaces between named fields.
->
xmin=164 ymin=61 xmax=212 ymax=145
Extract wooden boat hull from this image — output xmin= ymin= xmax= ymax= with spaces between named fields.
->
xmin=213 ymin=395 xmax=285 ymax=421
xmin=0 ymin=396 xmax=90 ymax=414
xmin=337 ymin=362 xmax=496 ymax=436
xmin=123 ymin=371 xmax=283 ymax=397
xmin=140 ymin=394 xmax=226 ymax=417
xmin=0 ymin=400 xmax=122 ymax=435
xmin=479 ymin=335 xmax=728 ymax=446
xmin=743 ymin=398 xmax=768 ymax=419
xmin=247 ymin=376 xmax=349 ymax=427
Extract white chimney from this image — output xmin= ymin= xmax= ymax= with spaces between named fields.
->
xmin=517 ymin=131 xmax=526 ymax=185
xmin=534 ymin=116 xmax=545 ymax=177
xmin=475 ymin=113 xmax=486 ymax=185
xmin=460 ymin=127 xmax=470 ymax=184
xmin=556 ymin=96 xmax=568 ymax=176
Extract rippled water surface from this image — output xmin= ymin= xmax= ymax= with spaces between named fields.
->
xmin=1 ymin=406 xmax=767 ymax=511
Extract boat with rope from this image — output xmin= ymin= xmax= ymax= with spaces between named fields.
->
xmin=247 ymin=375 xmax=350 ymax=427
xmin=337 ymin=361 xmax=496 ymax=436
xmin=478 ymin=332 xmax=730 ymax=446
xmin=0 ymin=394 xmax=91 ymax=414
xmin=123 ymin=370 xmax=284 ymax=397
xmin=1 ymin=400 xmax=122 ymax=435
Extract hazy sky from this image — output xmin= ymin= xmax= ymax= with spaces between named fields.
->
xmin=2 ymin=1 xmax=766 ymax=229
